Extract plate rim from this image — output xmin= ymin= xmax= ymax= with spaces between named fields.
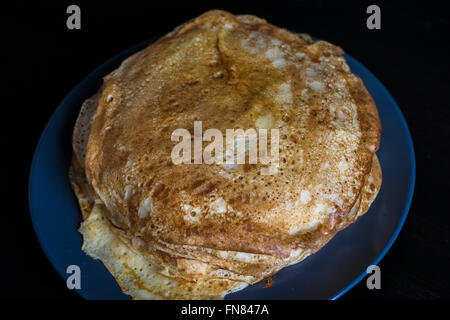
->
xmin=28 ymin=38 xmax=416 ymax=300
xmin=328 ymin=54 xmax=416 ymax=299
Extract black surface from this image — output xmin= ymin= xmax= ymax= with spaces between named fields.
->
xmin=2 ymin=0 xmax=449 ymax=300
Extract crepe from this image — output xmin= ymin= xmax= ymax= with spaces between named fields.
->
xmin=69 ymin=10 xmax=382 ymax=299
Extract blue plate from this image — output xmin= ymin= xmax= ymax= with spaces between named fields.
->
xmin=29 ymin=38 xmax=415 ymax=300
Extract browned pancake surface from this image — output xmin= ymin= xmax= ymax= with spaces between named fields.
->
xmin=71 ymin=10 xmax=382 ymax=297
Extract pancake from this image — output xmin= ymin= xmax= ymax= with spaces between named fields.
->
xmin=69 ymin=10 xmax=382 ymax=299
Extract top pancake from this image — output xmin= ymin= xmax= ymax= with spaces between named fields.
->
xmin=83 ymin=10 xmax=381 ymax=267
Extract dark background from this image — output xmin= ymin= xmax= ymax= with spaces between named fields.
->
xmin=2 ymin=0 xmax=449 ymax=299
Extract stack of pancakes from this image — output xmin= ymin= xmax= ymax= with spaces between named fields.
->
xmin=69 ymin=10 xmax=382 ymax=299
